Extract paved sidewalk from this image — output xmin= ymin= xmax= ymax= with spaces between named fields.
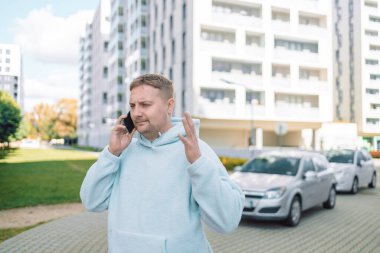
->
xmin=1 ymin=165 xmax=379 ymax=252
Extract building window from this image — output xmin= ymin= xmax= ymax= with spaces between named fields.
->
xmin=141 ymin=37 xmax=147 ymax=49
xmin=6 ymin=49 xmax=10 ymax=55
xmin=366 ymin=59 xmax=379 ymax=65
xmin=118 ymin=24 xmax=124 ymax=33
xmin=118 ymin=59 xmax=123 ymax=67
xmin=118 ymin=41 xmax=123 ymax=50
xmin=162 ymin=46 xmax=166 ymax=69
xmin=5 ymin=58 xmax=10 ymax=63
xmin=182 ymin=3 xmax=186 ymax=20
xmin=118 ymin=6 xmax=123 ymax=16
xmin=117 ymin=76 xmax=123 ymax=85
xmin=161 ymin=23 xmax=164 ymax=39
xmin=103 ymin=67 xmax=108 ymax=78
xmin=163 ymin=0 xmax=166 ymax=16
xmin=104 ymin=41 xmax=109 ymax=51
xmin=169 ymin=67 xmax=173 ymax=80
xmin=182 ymin=32 xmax=186 ymax=49
xmin=103 ymin=92 xmax=108 ymax=104
xmin=182 ymin=60 xmax=186 ymax=79
xmin=200 ymin=88 xmax=235 ymax=103
xmin=141 ymin=59 xmax=146 ymax=71
xmin=171 ymin=39 xmax=175 ymax=64
xmin=155 ymin=4 xmax=158 ymax=23
xmin=117 ymin=93 xmax=123 ymax=102
xmin=141 ymin=16 xmax=147 ymax=27
xmin=170 ymin=15 xmax=173 ymax=32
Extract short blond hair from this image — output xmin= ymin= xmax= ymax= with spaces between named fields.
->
xmin=130 ymin=74 xmax=173 ymax=99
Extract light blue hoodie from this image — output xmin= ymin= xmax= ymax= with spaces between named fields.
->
xmin=80 ymin=118 xmax=244 ymax=253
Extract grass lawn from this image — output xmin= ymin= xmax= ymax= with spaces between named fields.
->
xmin=0 ymin=148 xmax=98 ymax=210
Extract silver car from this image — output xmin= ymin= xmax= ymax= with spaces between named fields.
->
xmin=324 ymin=149 xmax=377 ymax=194
xmin=230 ymin=150 xmax=336 ymax=226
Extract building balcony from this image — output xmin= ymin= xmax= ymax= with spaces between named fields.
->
xmin=212 ymin=71 xmax=263 ymax=87
xmin=272 ymin=76 xmax=291 ymax=88
xmin=369 ymin=79 xmax=380 ymax=86
xmin=198 ymin=98 xmax=237 ymax=118
xmin=244 ymin=104 xmax=266 ymax=118
xmin=367 ymin=109 xmax=380 ymax=117
xmin=274 ymin=103 xmax=320 ymax=119
xmin=297 ymin=78 xmax=329 ymax=92
xmin=364 ymin=122 xmax=380 ymax=133
xmin=274 ymin=47 xmax=319 ymax=63
xmin=271 ymin=20 xmax=290 ymax=33
xmin=297 ymin=0 xmax=320 ymax=11
xmin=200 ymin=40 xmax=236 ymax=54
xmin=245 ymin=45 xmax=265 ymax=58
xmin=298 ymin=24 xmax=327 ymax=37
xmin=366 ymin=93 xmax=380 ymax=102
xmin=212 ymin=13 xmax=262 ymax=29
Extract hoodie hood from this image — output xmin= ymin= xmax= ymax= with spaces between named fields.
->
xmin=136 ymin=117 xmax=200 ymax=148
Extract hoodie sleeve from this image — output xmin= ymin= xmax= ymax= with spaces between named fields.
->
xmin=187 ymin=140 xmax=244 ymax=234
xmin=80 ymin=145 xmax=121 ymax=212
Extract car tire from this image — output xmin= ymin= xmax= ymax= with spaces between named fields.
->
xmin=368 ymin=173 xmax=376 ymax=189
xmin=351 ymin=177 xmax=358 ymax=194
xmin=323 ymin=187 xmax=336 ymax=209
xmin=284 ymin=196 xmax=301 ymax=227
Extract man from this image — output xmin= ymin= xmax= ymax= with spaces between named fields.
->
xmin=80 ymin=74 xmax=244 ymax=253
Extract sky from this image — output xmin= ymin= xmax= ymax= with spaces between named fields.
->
xmin=0 ymin=0 xmax=98 ymax=112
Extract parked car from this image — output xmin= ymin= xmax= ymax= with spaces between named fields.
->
xmin=323 ymin=149 xmax=376 ymax=194
xmin=230 ymin=150 xmax=336 ymax=227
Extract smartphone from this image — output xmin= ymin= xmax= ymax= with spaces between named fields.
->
xmin=122 ymin=111 xmax=135 ymax=133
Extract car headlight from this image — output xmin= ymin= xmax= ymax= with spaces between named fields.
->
xmin=263 ymin=187 xmax=286 ymax=199
xmin=337 ymin=170 xmax=350 ymax=177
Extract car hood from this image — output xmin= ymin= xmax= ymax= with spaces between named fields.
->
xmin=329 ymin=163 xmax=354 ymax=173
xmin=230 ymin=172 xmax=296 ymax=191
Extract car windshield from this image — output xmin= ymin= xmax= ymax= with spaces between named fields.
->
xmin=324 ymin=150 xmax=354 ymax=164
xmin=240 ymin=156 xmax=300 ymax=176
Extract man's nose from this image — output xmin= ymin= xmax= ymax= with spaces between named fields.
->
xmin=133 ymin=105 xmax=143 ymax=117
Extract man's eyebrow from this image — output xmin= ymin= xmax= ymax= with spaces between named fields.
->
xmin=129 ymin=100 xmax=153 ymax=104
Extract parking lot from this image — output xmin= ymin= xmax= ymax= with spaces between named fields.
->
xmin=0 ymin=167 xmax=379 ymax=253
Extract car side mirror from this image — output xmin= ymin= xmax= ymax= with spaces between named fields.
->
xmin=233 ymin=166 xmax=242 ymax=172
xmin=357 ymin=160 xmax=365 ymax=167
xmin=303 ymin=171 xmax=317 ymax=180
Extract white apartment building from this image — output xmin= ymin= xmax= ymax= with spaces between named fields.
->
xmin=78 ymin=0 xmax=149 ymax=148
xmin=150 ymin=0 xmax=334 ymax=148
xmin=334 ymin=0 xmax=380 ymax=150
xmin=0 ymin=44 xmax=24 ymax=112
xmin=78 ymin=0 xmax=110 ymax=147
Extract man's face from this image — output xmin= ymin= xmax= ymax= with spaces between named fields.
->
xmin=129 ymin=85 xmax=173 ymax=138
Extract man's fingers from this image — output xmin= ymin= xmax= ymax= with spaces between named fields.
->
xmin=183 ymin=112 xmax=196 ymax=140
xmin=178 ymin=134 xmax=189 ymax=145
xmin=117 ymin=114 xmax=128 ymax=125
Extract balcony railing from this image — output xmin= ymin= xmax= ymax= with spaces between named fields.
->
xmin=212 ymin=71 xmax=263 ymax=87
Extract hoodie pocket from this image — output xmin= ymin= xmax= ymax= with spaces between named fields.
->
xmin=112 ymin=229 xmax=167 ymax=253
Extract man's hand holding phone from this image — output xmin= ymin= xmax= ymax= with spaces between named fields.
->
xmin=108 ymin=113 xmax=136 ymax=157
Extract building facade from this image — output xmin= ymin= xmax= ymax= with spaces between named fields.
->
xmin=0 ymin=44 xmax=24 ymax=112
xmin=334 ymin=0 xmax=380 ymax=150
xmin=78 ymin=0 xmax=110 ymax=147
xmin=150 ymin=0 xmax=334 ymax=148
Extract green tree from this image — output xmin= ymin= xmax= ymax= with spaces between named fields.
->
xmin=0 ymin=91 xmax=22 ymax=147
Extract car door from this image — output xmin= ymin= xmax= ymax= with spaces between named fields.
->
xmin=361 ymin=150 xmax=375 ymax=184
xmin=312 ymin=156 xmax=331 ymax=203
xmin=355 ymin=151 xmax=367 ymax=187
xmin=300 ymin=157 xmax=319 ymax=210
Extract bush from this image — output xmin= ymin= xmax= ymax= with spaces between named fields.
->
xmin=219 ymin=156 xmax=248 ymax=171
xmin=370 ymin=151 xmax=380 ymax=158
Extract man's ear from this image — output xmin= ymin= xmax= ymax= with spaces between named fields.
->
xmin=167 ymin=98 xmax=175 ymax=115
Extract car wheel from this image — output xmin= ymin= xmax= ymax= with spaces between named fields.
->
xmin=368 ymin=173 xmax=376 ymax=189
xmin=351 ymin=177 xmax=358 ymax=194
xmin=323 ymin=187 xmax=336 ymax=209
xmin=284 ymin=196 xmax=301 ymax=227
